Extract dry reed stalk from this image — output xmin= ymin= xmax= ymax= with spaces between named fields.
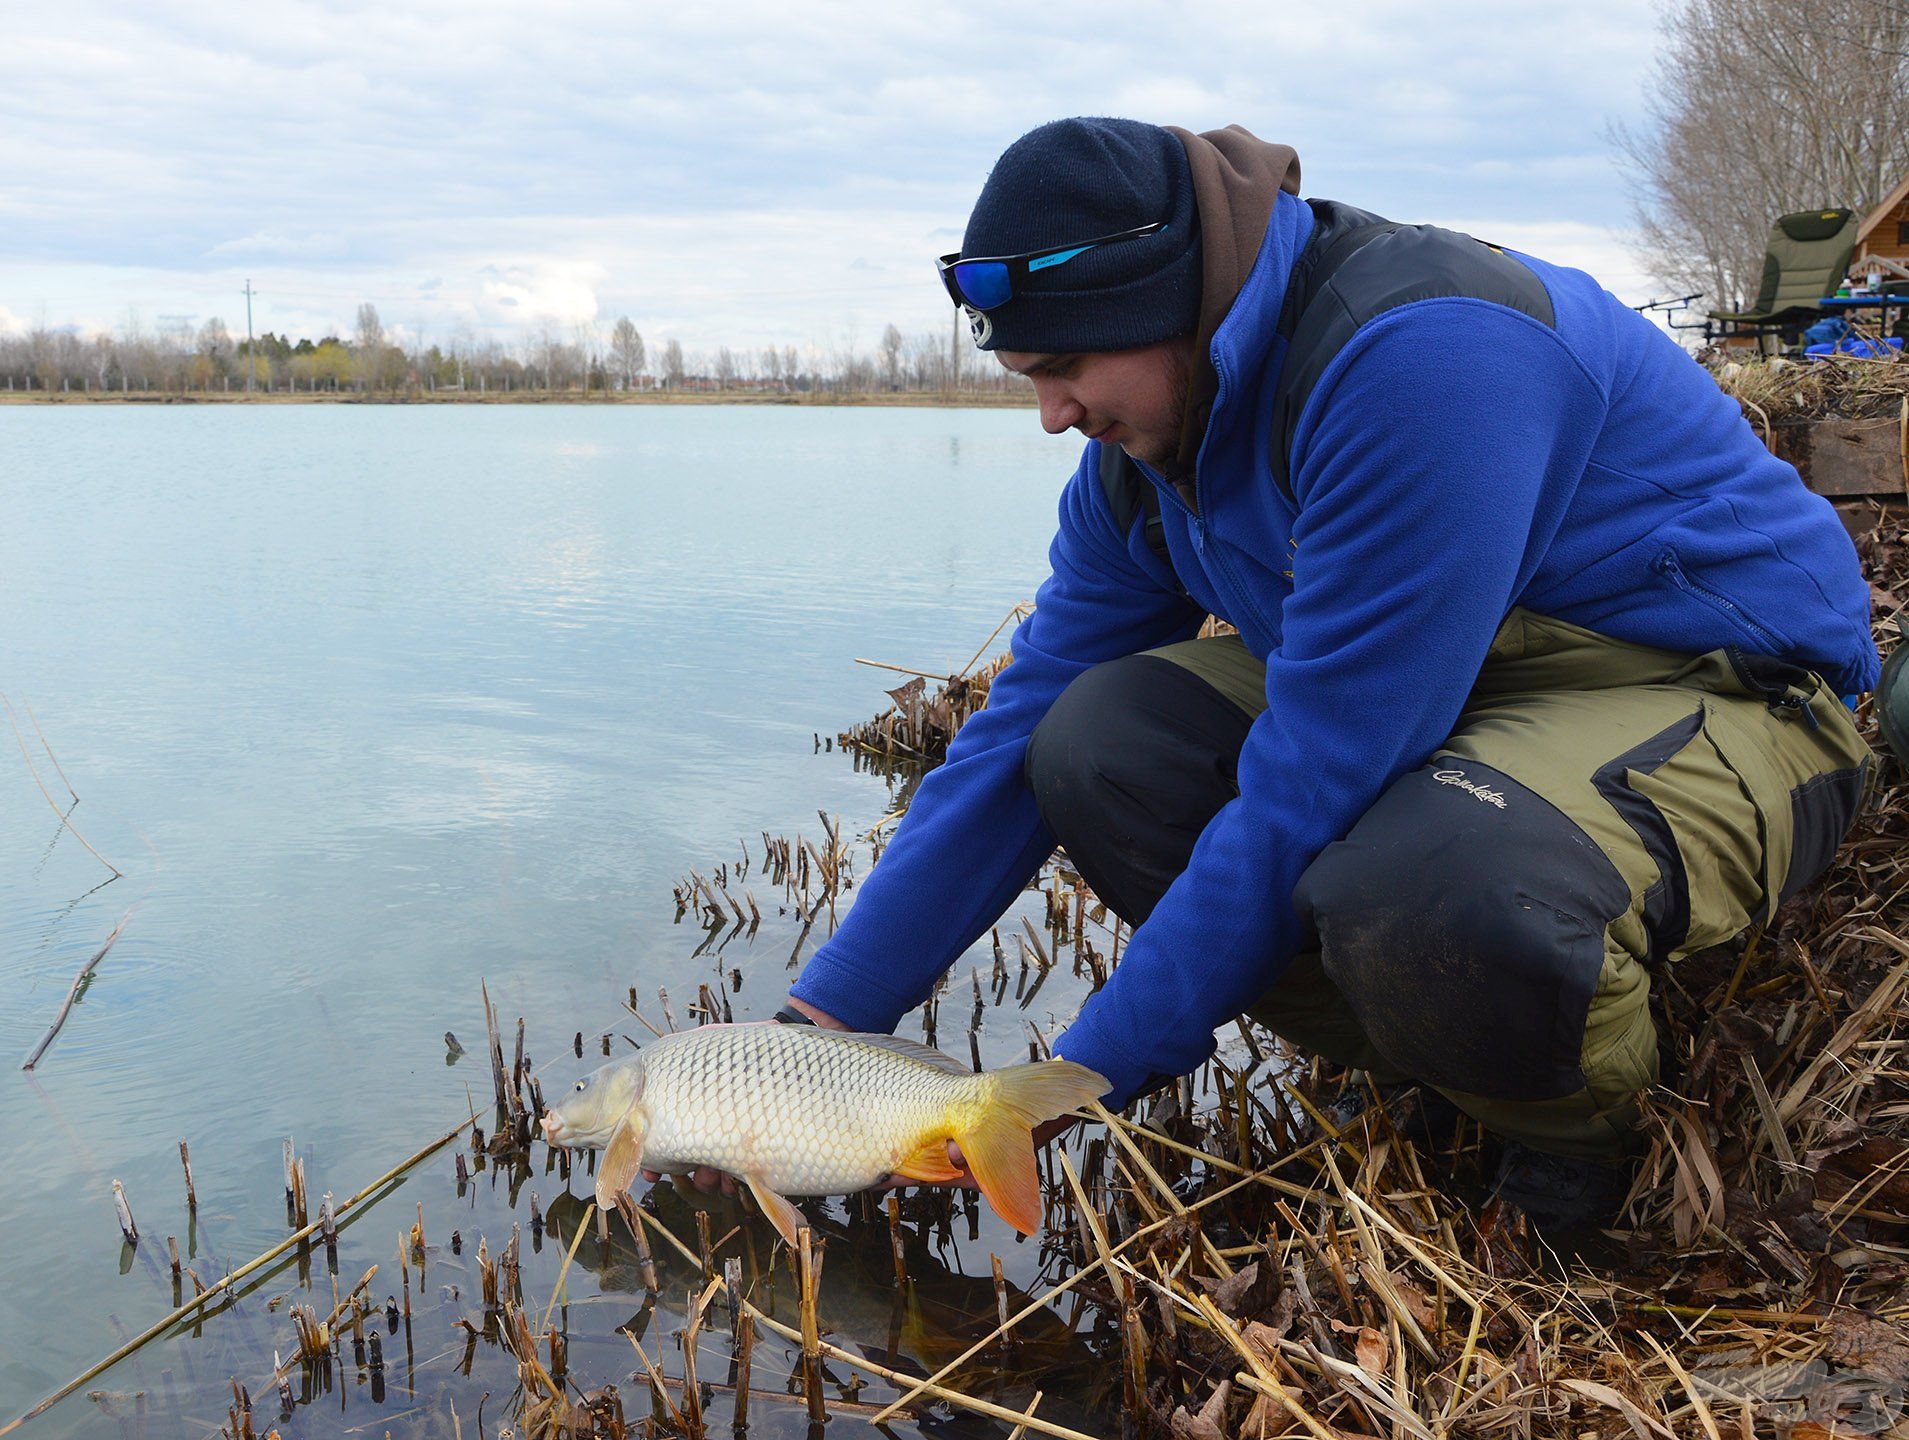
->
xmin=886 ymin=1194 xmax=907 ymax=1285
xmin=732 ymin=1276 xmax=753 ymax=1432
xmin=481 ymin=981 xmax=509 ymax=1117
xmin=796 ymin=1226 xmax=826 ymax=1425
xmin=680 ymin=1274 xmax=722 ymax=1440
xmin=0 ymin=1108 xmax=474 ymax=1435
xmin=2 ymin=693 xmax=120 ymax=877
xmin=621 ymin=1331 xmax=687 ymax=1432
xmin=612 ymin=1193 xmax=659 ymax=1291
xmin=866 ymin=1167 xmax=1265 ymax=1426
xmin=619 ymin=1199 xmax=1098 ymax=1440
xmin=21 ymin=911 xmax=132 ymax=1070
xmin=539 ymin=1200 xmax=593 ymax=1336
xmin=111 ymin=1180 xmax=137 ymax=1244
xmin=21 ymin=699 xmax=78 ymax=800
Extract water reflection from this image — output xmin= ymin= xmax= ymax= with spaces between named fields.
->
xmin=0 ymin=405 xmax=1084 ymax=1433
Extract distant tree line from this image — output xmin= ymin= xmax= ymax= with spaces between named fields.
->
xmin=0 ymin=305 xmax=1029 ymax=398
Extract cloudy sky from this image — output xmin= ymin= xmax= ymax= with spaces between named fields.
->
xmin=0 ymin=0 xmax=1667 ymax=354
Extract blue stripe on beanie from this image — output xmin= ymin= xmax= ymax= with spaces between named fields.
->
xmin=959 ymin=117 xmax=1201 ymax=353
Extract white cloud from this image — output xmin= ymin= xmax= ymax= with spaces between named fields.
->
xmin=470 ymin=262 xmax=604 ymax=328
xmin=207 ymin=230 xmax=346 ymax=259
xmin=0 ymin=0 xmax=1669 ymax=348
xmin=1429 ymin=218 xmax=1659 ymax=305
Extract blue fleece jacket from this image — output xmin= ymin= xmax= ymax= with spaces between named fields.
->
xmin=793 ymin=191 xmax=1880 ymax=1106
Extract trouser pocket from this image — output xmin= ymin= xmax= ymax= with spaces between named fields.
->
xmin=1294 ymin=756 xmax=1629 ymax=1102
xmin=1679 ymin=654 xmax=1874 ymax=923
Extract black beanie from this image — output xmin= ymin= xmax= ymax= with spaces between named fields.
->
xmin=957 ymin=116 xmax=1201 ymax=353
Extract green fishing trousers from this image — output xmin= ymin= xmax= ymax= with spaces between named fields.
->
xmin=1024 ymin=609 xmax=1874 ymax=1161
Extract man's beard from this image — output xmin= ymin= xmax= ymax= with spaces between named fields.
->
xmin=1121 ymin=338 xmax=1195 ymax=470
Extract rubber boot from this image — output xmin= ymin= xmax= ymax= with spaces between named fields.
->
xmin=1879 ymin=616 xmax=1908 ymax=773
xmin=1489 ymin=1140 xmax=1635 ymax=1231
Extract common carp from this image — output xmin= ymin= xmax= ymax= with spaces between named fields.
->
xmin=541 ymin=1024 xmax=1108 ymax=1244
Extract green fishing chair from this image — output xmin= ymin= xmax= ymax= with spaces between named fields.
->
xmin=1707 ymin=208 xmax=1860 ymax=344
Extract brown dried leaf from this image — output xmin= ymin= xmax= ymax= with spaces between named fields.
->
xmin=1196 ymin=1260 xmax=1280 ymax=1319
xmin=884 ymin=676 xmax=926 ymax=713
xmin=1168 ymin=1378 xmax=1230 ymax=1440
xmin=1353 ymin=1325 xmax=1389 ymax=1377
xmin=1252 ymin=1288 xmax=1299 ymax=1347
xmin=1242 ymin=1392 xmax=1278 ymax=1437
xmin=1825 ymin=1313 xmax=1909 ymax=1383
xmin=1803 ymin=1118 xmax=1868 ymax=1168
xmin=1714 ymin=1008 xmax=1773 ymax=1049
xmin=1813 ymin=1137 xmax=1909 ymax=1217
xmin=1558 ymin=1378 xmax=1677 ymax=1440
xmin=1391 ymin=1274 xmax=1437 ymax=1331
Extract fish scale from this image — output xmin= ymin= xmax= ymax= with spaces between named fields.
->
xmin=542 ymin=1022 xmax=1108 ymax=1243
xmin=639 ymin=1025 xmax=964 ymax=1193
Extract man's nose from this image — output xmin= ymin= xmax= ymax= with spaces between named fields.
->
xmin=1034 ymin=380 xmax=1083 ymax=436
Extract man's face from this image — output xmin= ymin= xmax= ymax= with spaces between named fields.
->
xmin=995 ymin=337 xmax=1194 ymax=468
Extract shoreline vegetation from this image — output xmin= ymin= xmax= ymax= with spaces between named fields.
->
xmin=0 ymin=387 xmax=1036 ymax=407
xmin=0 ymin=304 xmax=1039 ymax=406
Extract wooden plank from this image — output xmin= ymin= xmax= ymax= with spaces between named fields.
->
xmin=1776 ymin=416 xmax=1905 ymax=497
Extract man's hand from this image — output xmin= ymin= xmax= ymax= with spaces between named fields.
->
xmin=638 ymin=997 xmax=850 ymax=1195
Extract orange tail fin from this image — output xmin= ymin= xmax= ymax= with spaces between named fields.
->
xmin=955 ymin=1060 xmax=1108 ymax=1235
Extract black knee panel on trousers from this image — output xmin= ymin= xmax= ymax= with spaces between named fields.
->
xmin=1293 ymin=757 xmax=1631 ymax=1102
xmin=1025 ymin=654 xmax=1255 ymax=925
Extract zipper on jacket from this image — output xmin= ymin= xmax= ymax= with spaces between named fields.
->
xmin=1651 ymin=548 xmax=1785 ymax=655
xmin=1133 ymin=455 xmax=1257 ymax=631
xmin=1129 ymin=332 xmax=1286 ymax=641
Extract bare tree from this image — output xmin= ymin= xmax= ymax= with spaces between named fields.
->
xmin=661 ymin=338 xmax=685 ymax=389
xmin=353 ymin=303 xmax=402 ymax=391
xmin=714 ymin=346 xmax=738 ymax=390
xmin=879 ymin=323 xmax=903 ymax=390
xmin=1611 ymin=0 xmax=1909 ymax=309
xmin=610 ymin=316 xmax=645 ymax=390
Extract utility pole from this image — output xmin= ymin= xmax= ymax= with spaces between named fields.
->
xmin=241 ymin=279 xmax=258 ymax=393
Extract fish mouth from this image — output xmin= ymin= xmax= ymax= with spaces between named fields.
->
xmin=540 ymin=1114 xmax=567 ymax=1145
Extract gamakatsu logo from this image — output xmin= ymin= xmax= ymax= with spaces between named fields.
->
xmin=1433 ymin=769 xmax=1507 ymax=809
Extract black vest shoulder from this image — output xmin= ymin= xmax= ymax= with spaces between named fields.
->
xmin=1268 ymin=199 xmax=1556 ymax=500
xmin=1099 ymin=198 xmax=1557 ymax=572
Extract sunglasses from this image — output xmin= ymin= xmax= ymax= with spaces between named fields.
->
xmin=936 ymin=220 xmax=1168 ymax=312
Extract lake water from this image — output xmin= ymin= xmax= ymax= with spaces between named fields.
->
xmin=0 ymin=404 xmax=1123 ymax=1436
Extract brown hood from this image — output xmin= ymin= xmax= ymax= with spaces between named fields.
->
xmin=1163 ymin=125 xmax=1302 ymax=480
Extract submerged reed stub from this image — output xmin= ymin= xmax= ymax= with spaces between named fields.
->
xmin=110 ymin=1179 xmax=137 ymax=1245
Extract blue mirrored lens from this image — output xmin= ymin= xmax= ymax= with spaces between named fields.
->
xmin=953 ymin=261 xmax=1012 ymax=311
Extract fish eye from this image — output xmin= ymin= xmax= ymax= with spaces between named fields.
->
xmin=573 ymin=1079 xmax=587 ymax=1093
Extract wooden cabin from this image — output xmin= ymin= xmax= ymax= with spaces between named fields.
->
xmin=1852 ymin=171 xmax=1909 ymax=280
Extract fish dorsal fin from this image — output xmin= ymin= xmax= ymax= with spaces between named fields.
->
xmin=834 ymin=1030 xmax=971 ymax=1076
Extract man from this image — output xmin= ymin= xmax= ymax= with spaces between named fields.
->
xmin=779 ymin=117 xmax=1881 ymax=1228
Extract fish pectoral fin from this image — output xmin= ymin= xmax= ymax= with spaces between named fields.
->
xmin=743 ymin=1174 xmax=805 ymax=1248
xmin=594 ymin=1116 xmax=647 ymax=1212
xmin=889 ymin=1137 xmax=965 ymax=1184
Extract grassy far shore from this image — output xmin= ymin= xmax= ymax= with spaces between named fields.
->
xmin=0 ymin=387 xmax=1036 ymax=407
